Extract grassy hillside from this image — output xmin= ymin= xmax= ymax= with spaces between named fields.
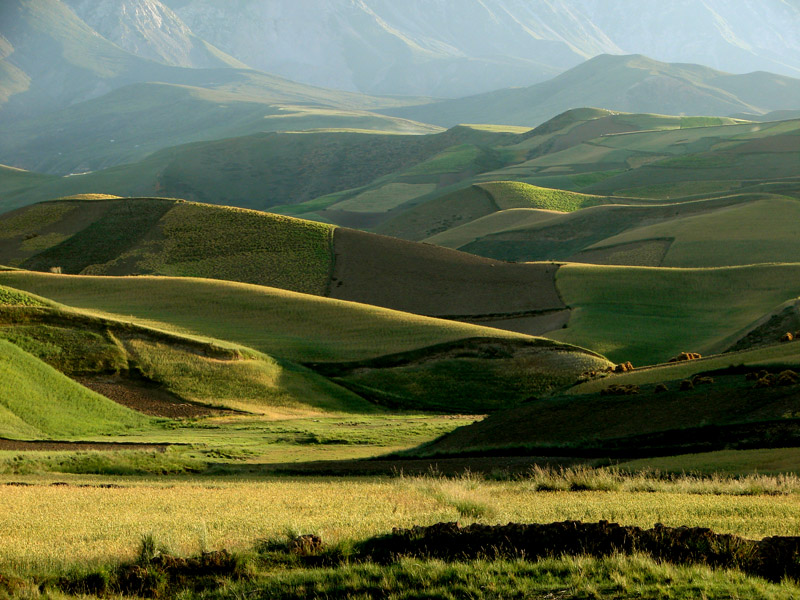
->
xmin=0 ymin=83 xmax=440 ymax=175
xmin=384 ymin=54 xmax=800 ymax=127
xmin=1 ymin=198 xmax=575 ymax=329
xmin=0 ymin=338 xmax=149 ymax=440
xmin=424 ymin=208 xmax=564 ymax=250
xmin=418 ymin=337 xmax=800 ymax=459
xmin=0 ymin=282 xmax=371 ymax=416
xmin=0 ymin=273 xmax=611 ymax=413
xmin=549 ymin=263 xmax=800 ymax=365
xmin=6 ymin=109 xmax=798 ymax=235
xmin=0 ymin=198 xmax=335 ymax=294
xmin=366 ymin=180 xmax=610 ymax=242
xmin=583 ymin=196 xmax=800 ymax=267
xmin=0 ymin=272 xmax=541 ymax=362
xmin=328 ymin=228 xmax=565 ymax=319
xmin=450 ymin=193 xmax=796 ymax=264
xmin=0 ymin=127 xmax=516 ymax=213
xmin=371 ymin=185 xmax=501 ymax=241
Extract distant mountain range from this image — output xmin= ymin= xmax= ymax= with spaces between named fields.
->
xmin=162 ymin=0 xmax=800 ymax=97
xmin=4 ymin=0 xmax=800 ymax=107
xmin=387 ymin=54 xmax=800 ymax=127
xmin=2 ymin=0 xmax=800 ymax=179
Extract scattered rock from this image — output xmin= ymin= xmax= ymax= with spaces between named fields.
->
xmin=679 ymin=380 xmax=694 ymax=391
xmin=755 ymin=374 xmax=778 ymax=388
xmin=613 ymin=361 xmax=634 ymax=373
xmin=781 ymin=332 xmax=794 ymax=342
xmin=654 ymin=383 xmax=669 ymax=393
xmin=692 ymin=376 xmax=714 ymax=386
xmin=668 ymin=352 xmax=702 ymax=363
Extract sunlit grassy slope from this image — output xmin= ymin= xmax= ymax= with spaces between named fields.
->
xmin=0 ymin=272 xmax=539 ymax=363
xmin=0 ymin=198 xmax=335 ymax=294
xmin=450 ymin=193 xmax=797 ymax=265
xmin=550 ymin=263 xmax=800 ymax=365
xmin=0 ymin=126 xmax=507 ymax=213
xmin=584 ymin=196 xmax=800 ymax=267
xmin=0 ymin=273 xmax=611 ymax=414
xmin=0 ymin=339 xmax=149 ymax=440
xmin=0 ymin=283 xmax=371 ymax=415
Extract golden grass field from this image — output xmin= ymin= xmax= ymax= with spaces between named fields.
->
xmin=3 ymin=474 xmax=800 ymax=572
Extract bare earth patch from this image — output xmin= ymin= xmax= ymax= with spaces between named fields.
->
xmin=0 ymin=439 xmax=169 ymax=452
xmin=75 ymin=375 xmax=224 ymax=418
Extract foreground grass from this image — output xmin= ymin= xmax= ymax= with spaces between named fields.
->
xmin=3 ymin=472 xmax=800 ymax=571
xmin=20 ymin=554 xmax=800 ymax=599
xmin=205 ymin=555 xmax=800 ymax=600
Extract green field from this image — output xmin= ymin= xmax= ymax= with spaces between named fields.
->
xmin=550 ymin=263 xmax=800 ymax=365
xmin=586 ymin=196 xmax=800 ymax=267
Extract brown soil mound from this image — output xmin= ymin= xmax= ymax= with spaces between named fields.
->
xmin=329 ymin=228 xmax=564 ymax=318
xmin=0 ymin=439 xmax=169 ymax=452
xmin=359 ymin=520 xmax=800 ymax=582
xmin=75 ymin=376 xmax=222 ymax=418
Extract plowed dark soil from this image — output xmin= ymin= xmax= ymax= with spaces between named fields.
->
xmin=75 ymin=376 xmax=222 ymax=418
xmin=0 ymin=439 xmax=169 ymax=452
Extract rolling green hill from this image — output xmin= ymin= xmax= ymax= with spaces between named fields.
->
xmin=372 ymin=183 xmax=617 ymax=242
xmin=0 ymin=82 xmax=440 ymax=175
xmin=384 ymin=54 xmax=800 ymax=128
xmin=0 ymin=338 xmax=150 ymax=439
xmin=0 ymin=126 xmax=517 ymax=212
xmin=0 ymin=197 xmax=572 ymax=333
xmin=0 ymin=273 xmax=611 ymax=413
xmin=0 ymin=198 xmax=334 ymax=294
xmin=0 ymin=284 xmax=370 ymax=417
xmin=414 ymin=340 xmax=800 ymax=460
xmin=549 ymin=263 xmax=800 ymax=365
xmin=444 ymin=193 xmax=800 ymax=265
xmin=579 ymin=196 xmax=800 ymax=268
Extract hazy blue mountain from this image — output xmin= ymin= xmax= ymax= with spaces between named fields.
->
xmin=0 ymin=0 xmax=196 ymax=118
xmin=0 ymin=0 xmax=436 ymax=173
xmin=386 ymin=54 xmax=800 ymax=128
xmin=572 ymin=0 xmax=800 ymax=78
xmin=61 ymin=0 xmax=247 ymax=69
xmin=165 ymin=0 xmax=800 ymax=97
xmin=164 ymin=0 xmax=607 ymax=97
